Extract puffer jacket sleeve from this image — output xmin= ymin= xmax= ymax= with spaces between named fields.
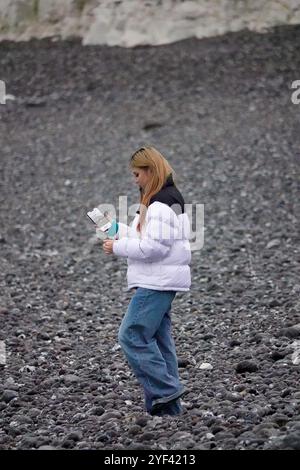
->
xmin=113 ymin=202 xmax=179 ymax=261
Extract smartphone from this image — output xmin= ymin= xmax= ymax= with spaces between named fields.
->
xmin=86 ymin=213 xmax=97 ymax=225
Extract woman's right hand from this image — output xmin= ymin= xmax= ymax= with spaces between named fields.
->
xmin=103 ymin=239 xmax=114 ymax=254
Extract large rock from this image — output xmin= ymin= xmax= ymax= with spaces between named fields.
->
xmin=1 ymin=0 xmax=300 ymax=46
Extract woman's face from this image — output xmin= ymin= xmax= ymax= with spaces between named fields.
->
xmin=132 ymin=167 xmax=152 ymax=190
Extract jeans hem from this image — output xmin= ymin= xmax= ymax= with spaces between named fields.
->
xmin=152 ymin=386 xmax=186 ymax=407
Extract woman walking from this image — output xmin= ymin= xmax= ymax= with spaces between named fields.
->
xmin=103 ymin=146 xmax=191 ymax=416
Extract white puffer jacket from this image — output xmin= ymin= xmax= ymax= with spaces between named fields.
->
xmin=113 ymin=201 xmax=191 ymax=291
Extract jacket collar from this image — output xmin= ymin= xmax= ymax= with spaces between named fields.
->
xmin=163 ymin=173 xmax=175 ymax=188
xmin=137 ymin=174 xmax=175 ymax=214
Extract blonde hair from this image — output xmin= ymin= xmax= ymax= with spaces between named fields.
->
xmin=130 ymin=146 xmax=176 ymax=232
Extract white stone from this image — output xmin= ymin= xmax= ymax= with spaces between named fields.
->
xmin=266 ymin=239 xmax=281 ymax=249
xmin=199 ymin=362 xmax=213 ymax=370
xmin=291 ymin=340 xmax=300 ymax=365
xmin=292 ymin=351 xmax=300 ymax=365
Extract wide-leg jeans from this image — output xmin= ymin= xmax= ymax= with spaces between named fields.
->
xmin=118 ymin=287 xmax=184 ymax=415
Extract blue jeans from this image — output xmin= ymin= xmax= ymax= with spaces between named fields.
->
xmin=118 ymin=287 xmax=184 ymax=415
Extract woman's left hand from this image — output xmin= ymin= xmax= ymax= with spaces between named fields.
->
xmin=103 ymin=239 xmax=114 ymax=254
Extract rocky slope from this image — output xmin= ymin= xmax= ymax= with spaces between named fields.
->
xmin=0 ymin=24 xmax=299 ymax=450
